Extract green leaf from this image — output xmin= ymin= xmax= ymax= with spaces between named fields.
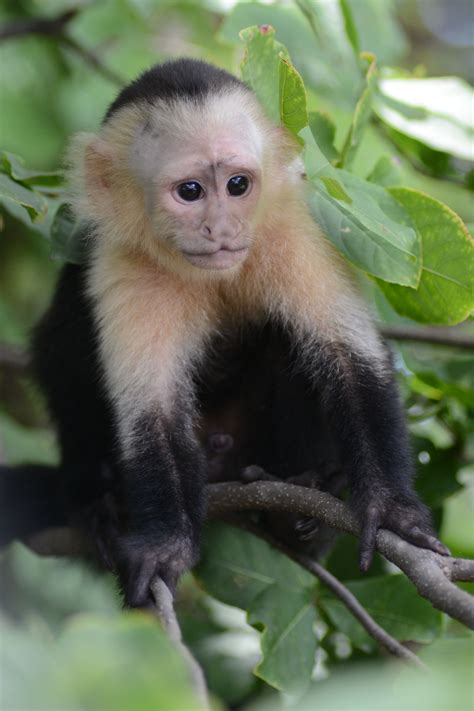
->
xmin=367 ymin=155 xmax=403 ymax=187
xmin=320 ymin=574 xmax=443 ymax=652
xmin=339 ymin=0 xmax=360 ymax=56
xmin=379 ymin=188 xmax=474 ymax=324
xmin=374 ymin=75 xmax=474 ymax=161
xmin=240 ymin=25 xmax=286 ymax=124
xmin=402 ymin=339 xmax=474 ymax=407
xmin=0 ymin=543 xmax=119 ymax=628
xmin=338 ymin=52 xmax=377 ymax=169
xmin=50 ymin=204 xmax=89 ymax=264
xmin=220 ymin=1 xmax=362 ymax=106
xmin=0 ymin=173 xmax=48 ymax=223
xmin=1 ymin=613 xmax=202 ymax=711
xmin=320 ymin=176 xmax=352 ymax=203
xmin=249 ymin=584 xmax=316 ymax=692
xmin=1 ymin=151 xmax=64 ymax=188
xmin=300 ymin=129 xmax=421 ymax=286
xmin=240 ymin=25 xmax=308 ymax=136
xmin=308 ymin=111 xmax=338 ymax=161
xmin=278 ymin=53 xmax=308 ymax=137
xmin=413 ymin=441 xmax=463 ymax=509
xmin=196 ymin=523 xmax=317 ymax=693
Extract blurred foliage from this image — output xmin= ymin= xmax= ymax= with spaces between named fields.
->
xmin=0 ymin=0 xmax=473 ymax=709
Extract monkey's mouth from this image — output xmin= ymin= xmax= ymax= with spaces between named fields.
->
xmin=183 ymin=245 xmax=249 ymax=270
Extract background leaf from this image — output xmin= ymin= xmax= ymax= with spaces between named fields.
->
xmin=379 ymin=188 xmax=474 ymax=323
xmin=320 ymin=574 xmax=443 ymax=652
xmin=196 ymin=523 xmax=318 ymax=693
xmin=375 ymin=75 xmax=474 ymax=161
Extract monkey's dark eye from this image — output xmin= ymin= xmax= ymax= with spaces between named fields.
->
xmin=227 ymin=175 xmax=249 ymax=197
xmin=177 ymin=181 xmax=203 ymax=202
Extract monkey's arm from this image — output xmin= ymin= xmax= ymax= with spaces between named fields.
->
xmin=312 ymin=344 xmax=449 ymax=570
xmin=88 ymin=254 xmax=210 ymax=606
xmin=256 ymin=218 xmax=448 ymax=571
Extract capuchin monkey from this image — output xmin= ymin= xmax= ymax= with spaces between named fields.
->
xmin=1 ymin=59 xmax=448 ymax=607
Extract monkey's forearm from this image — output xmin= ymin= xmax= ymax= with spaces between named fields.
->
xmin=312 ymin=345 xmax=448 ymax=568
xmin=109 ymin=410 xmax=207 ymax=605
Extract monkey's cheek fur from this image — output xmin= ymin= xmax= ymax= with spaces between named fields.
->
xmin=183 ymin=246 xmax=249 ymax=270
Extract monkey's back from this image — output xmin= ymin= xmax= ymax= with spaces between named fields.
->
xmin=31 ymin=264 xmax=115 ymax=503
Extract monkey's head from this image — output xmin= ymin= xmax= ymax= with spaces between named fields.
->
xmin=68 ymin=60 xmax=301 ymax=275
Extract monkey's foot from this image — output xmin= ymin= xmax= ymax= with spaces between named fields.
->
xmin=357 ymin=494 xmax=450 ymax=572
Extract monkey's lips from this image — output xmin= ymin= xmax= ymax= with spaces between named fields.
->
xmin=183 ymin=245 xmax=249 ymax=270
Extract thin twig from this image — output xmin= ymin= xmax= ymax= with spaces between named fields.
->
xmin=380 ymin=325 xmax=474 ymax=350
xmin=0 ymin=9 xmax=124 ymax=87
xmin=59 ymin=35 xmax=124 ymax=87
xmin=150 ymin=577 xmax=209 ymax=707
xmin=0 ymin=9 xmax=78 ymax=40
xmin=228 ymin=516 xmax=427 ymax=669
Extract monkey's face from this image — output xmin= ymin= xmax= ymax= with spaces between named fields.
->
xmin=78 ymin=93 xmax=280 ymax=273
xmin=141 ymin=129 xmax=263 ymax=271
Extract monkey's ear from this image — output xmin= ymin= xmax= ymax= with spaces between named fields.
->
xmin=84 ymin=139 xmax=114 ymax=191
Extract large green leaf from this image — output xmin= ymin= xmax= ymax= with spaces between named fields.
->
xmin=379 ymin=188 xmax=474 ymax=324
xmin=220 ymin=1 xmax=361 ymax=106
xmin=196 ymin=523 xmax=317 ymax=693
xmin=320 ymin=574 xmax=443 ymax=652
xmin=374 ymin=74 xmax=474 ymax=161
xmin=302 ymin=127 xmax=421 ymax=286
xmin=239 ymin=28 xmax=421 ymax=287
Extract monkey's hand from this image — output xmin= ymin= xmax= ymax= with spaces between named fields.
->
xmin=112 ymin=530 xmax=199 ymax=608
xmin=112 ymin=532 xmax=198 ymax=608
xmin=356 ymin=490 xmax=450 ymax=572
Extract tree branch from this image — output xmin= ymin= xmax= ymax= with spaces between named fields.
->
xmin=25 ymin=481 xmax=474 ymax=632
xmin=0 ymin=9 xmax=124 ymax=87
xmin=149 ymin=577 xmax=209 ymax=707
xmin=0 ymin=9 xmax=78 ymax=40
xmin=207 ymin=481 xmax=474 ymax=629
xmin=379 ymin=325 xmax=474 ymax=350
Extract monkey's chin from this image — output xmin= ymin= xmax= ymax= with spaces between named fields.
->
xmin=183 ymin=246 xmax=249 ymax=271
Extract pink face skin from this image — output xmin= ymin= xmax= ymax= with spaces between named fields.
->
xmin=134 ymin=128 xmax=264 ymax=271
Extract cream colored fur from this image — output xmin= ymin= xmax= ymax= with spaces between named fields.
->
xmin=70 ymin=85 xmax=387 ymax=447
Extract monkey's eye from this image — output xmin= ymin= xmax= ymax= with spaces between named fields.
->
xmin=177 ymin=181 xmax=203 ymax=202
xmin=227 ymin=175 xmax=249 ymax=197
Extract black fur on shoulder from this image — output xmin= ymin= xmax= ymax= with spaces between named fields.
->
xmin=104 ymin=58 xmax=247 ymax=122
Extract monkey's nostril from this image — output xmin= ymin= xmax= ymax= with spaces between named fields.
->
xmin=203 ymin=225 xmax=211 ymax=236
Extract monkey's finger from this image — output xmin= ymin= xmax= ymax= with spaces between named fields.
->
xmin=295 ymin=518 xmax=320 ymax=540
xmin=359 ymin=509 xmax=381 ymax=572
xmin=396 ymin=524 xmax=451 ymax=556
xmin=126 ymin=559 xmax=156 ymax=608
